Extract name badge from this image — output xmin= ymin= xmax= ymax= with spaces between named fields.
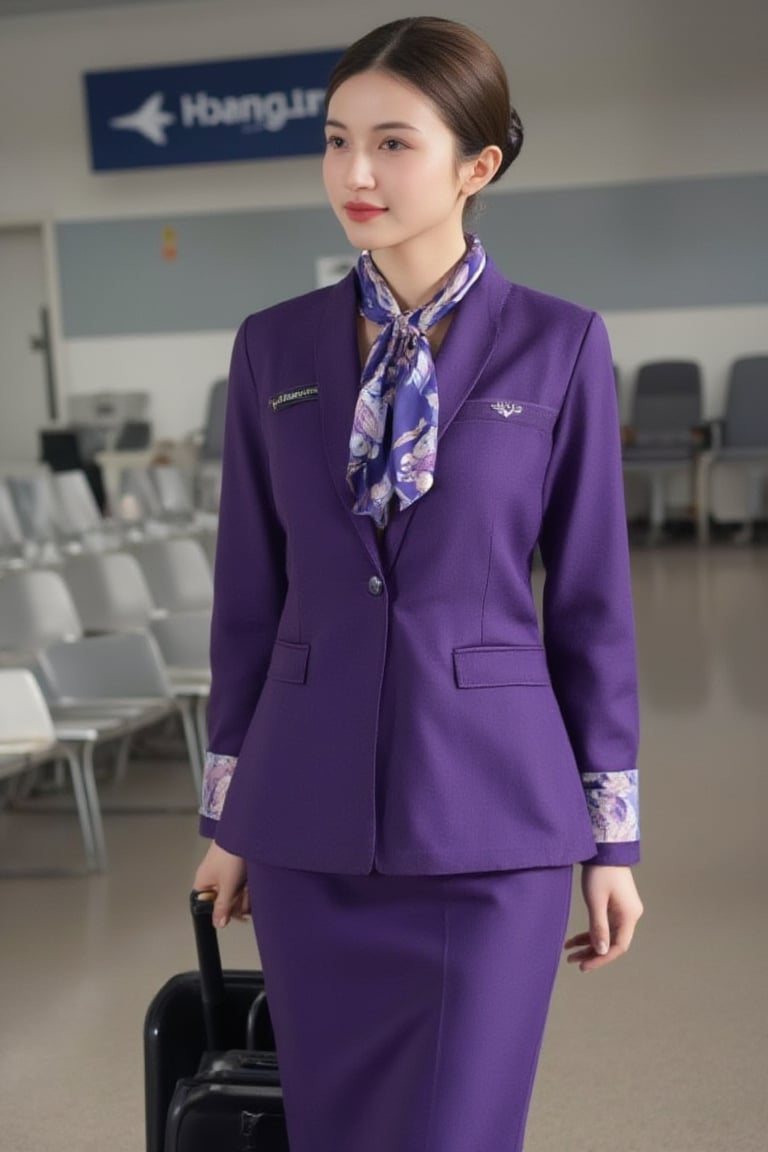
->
xmin=269 ymin=385 xmax=319 ymax=412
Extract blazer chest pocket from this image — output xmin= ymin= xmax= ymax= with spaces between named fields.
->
xmin=267 ymin=640 xmax=310 ymax=684
xmin=453 ymin=645 xmax=550 ymax=688
xmin=451 ymin=399 xmax=558 ymax=434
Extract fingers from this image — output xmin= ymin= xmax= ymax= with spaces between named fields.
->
xmin=589 ymin=903 xmax=611 ymax=959
xmin=566 ymin=866 xmax=644 ymax=972
xmin=193 ymin=843 xmax=248 ymax=929
xmin=229 ymin=886 xmax=251 ymax=923
xmin=213 ymin=873 xmax=247 ymax=929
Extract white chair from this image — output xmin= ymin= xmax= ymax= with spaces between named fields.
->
xmin=6 ymin=471 xmax=62 ymax=546
xmin=117 ymin=466 xmax=165 ymax=528
xmin=62 ymin=550 xmax=163 ymax=634
xmin=0 ymin=569 xmax=195 ymax=851
xmin=129 ymin=537 xmax=214 ymax=613
xmin=38 ymin=631 xmax=203 ymax=798
xmin=0 ymin=569 xmax=82 ymax=655
xmin=152 ymin=465 xmax=195 ymax=519
xmin=149 ymin=610 xmax=211 ymax=758
xmin=0 ymin=480 xmax=29 ymax=568
xmin=51 ymin=470 xmax=123 ymax=551
xmin=0 ymin=668 xmax=100 ymax=875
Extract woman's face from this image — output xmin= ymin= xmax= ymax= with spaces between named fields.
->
xmin=323 ymin=69 xmax=471 ymax=254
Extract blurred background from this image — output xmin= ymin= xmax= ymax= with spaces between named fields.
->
xmin=0 ymin=2 xmax=766 ymax=1150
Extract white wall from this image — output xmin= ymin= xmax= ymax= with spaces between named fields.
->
xmin=1 ymin=0 xmax=767 ymax=448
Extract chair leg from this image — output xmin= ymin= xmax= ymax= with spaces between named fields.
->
xmin=111 ymin=735 xmax=133 ymax=785
xmin=746 ymin=467 xmax=763 ymax=526
xmin=696 ymin=455 xmax=711 ymax=544
xmin=63 ymin=748 xmax=100 ymax=872
xmin=648 ymin=473 xmax=666 ymax=543
xmin=177 ymin=700 xmax=203 ymax=795
xmin=79 ymin=741 xmax=108 ymax=872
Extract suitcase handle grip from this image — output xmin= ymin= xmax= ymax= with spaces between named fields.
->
xmin=190 ymin=889 xmax=227 ymax=1050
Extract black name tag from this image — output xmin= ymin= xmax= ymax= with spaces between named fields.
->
xmin=269 ymin=386 xmax=319 ymax=412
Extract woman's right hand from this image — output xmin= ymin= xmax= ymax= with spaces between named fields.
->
xmin=193 ymin=840 xmax=250 ymax=928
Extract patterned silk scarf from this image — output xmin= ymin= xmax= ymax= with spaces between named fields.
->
xmin=347 ymin=233 xmax=487 ymax=527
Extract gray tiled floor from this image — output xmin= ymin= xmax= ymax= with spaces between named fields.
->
xmin=1 ymin=544 xmax=767 ymax=1151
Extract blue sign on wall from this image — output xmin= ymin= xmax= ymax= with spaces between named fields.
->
xmin=84 ymin=49 xmax=342 ymax=172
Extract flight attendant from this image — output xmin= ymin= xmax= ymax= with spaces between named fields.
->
xmin=195 ymin=17 xmax=643 ymax=1152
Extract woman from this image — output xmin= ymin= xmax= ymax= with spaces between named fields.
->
xmin=195 ymin=16 xmax=643 ymax=1152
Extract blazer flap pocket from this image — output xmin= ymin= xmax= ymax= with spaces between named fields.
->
xmin=453 ymin=399 xmax=557 ymax=433
xmin=267 ymin=640 xmax=310 ymax=684
xmin=453 ymin=645 xmax=550 ymax=688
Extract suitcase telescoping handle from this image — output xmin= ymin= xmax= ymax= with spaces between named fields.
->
xmin=190 ymin=889 xmax=228 ymax=1050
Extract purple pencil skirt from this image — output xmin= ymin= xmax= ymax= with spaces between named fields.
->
xmin=246 ymin=861 xmax=573 ymax=1152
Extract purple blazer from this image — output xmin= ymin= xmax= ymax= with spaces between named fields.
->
xmin=201 ymin=257 xmax=640 ymax=873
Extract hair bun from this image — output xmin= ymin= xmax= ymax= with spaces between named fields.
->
xmin=492 ymin=107 xmax=523 ymax=184
xmin=506 ymin=108 xmax=524 ymax=164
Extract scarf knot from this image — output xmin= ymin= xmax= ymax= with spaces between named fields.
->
xmin=347 ymin=234 xmax=486 ymax=528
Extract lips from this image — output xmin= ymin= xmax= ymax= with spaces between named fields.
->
xmin=344 ymin=203 xmax=387 ymax=222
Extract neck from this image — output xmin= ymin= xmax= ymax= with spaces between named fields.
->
xmin=369 ymin=227 xmax=470 ymax=312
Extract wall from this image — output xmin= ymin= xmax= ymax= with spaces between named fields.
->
xmin=0 ymin=0 xmax=767 ymax=449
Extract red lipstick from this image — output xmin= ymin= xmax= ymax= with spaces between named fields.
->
xmin=344 ymin=202 xmax=387 ymax=223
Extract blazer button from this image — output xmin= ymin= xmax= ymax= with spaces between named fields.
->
xmin=368 ymin=575 xmax=384 ymax=596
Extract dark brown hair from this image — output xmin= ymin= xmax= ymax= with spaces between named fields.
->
xmin=325 ymin=17 xmax=523 ymax=210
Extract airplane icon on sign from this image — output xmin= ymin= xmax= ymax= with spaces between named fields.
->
xmin=109 ymin=92 xmax=176 ymax=145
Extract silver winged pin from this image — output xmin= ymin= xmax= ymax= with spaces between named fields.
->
xmin=490 ymin=401 xmax=523 ymax=418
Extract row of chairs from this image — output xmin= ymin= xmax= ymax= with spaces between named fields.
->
xmin=619 ymin=355 xmax=768 ymax=539
xmin=0 ymin=546 xmax=213 ymax=876
xmin=0 ymin=465 xmax=216 ymax=569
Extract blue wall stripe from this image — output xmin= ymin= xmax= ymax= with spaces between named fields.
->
xmin=57 ymin=171 xmax=768 ymax=338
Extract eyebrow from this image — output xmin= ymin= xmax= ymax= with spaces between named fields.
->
xmin=325 ymin=119 xmax=422 ymax=133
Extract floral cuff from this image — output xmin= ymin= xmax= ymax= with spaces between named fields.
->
xmin=581 ymin=770 xmax=639 ymax=843
xmin=200 ymin=752 xmax=237 ymax=821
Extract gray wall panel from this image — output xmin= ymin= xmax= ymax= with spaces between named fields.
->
xmin=57 ymin=172 xmax=768 ymax=337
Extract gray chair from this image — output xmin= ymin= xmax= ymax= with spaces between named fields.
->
xmin=696 ymin=355 xmax=768 ymax=542
xmin=51 ymin=470 xmax=122 ymax=551
xmin=149 ymin=609 xmax=211 ymax=759
xmin=59 ymin=552 xmax=206 ymax=776
xmin=0 ymin=480 xmax=30 ymax=568
xmin=0 ymin=569 xmax=82 ymax=656
xmin=118 ymin=463 xmax=164 ymax=527
xmin=129 ymin=537 xmax=214 ymax=613
xmin=0 ymin=569 xmax=198 ymax=855
xmin=62 ymin=550 xmax=162 ymax=634
xmin=154 ymin=465 xmax=219 ymax=531
xmin=152 ymin=465 xmax=195 ymax=520
xmin=5 ymin=471 xmax=63 ymax=564
xmin=0 ymin=668 xmax=100 ymax=876
xmin=36 ymin=631 xmax=203 ymax=863
xmin=622 ymin=361 xmax=703 ymax=538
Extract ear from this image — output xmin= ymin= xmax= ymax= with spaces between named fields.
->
xmin=460 ymin=145 xmax=504 ymax=196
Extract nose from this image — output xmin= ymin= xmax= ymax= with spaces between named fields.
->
xmin=344 ymin=149 xmax=376 ymax=191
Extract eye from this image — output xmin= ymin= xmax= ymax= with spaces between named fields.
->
xmin=325 ymin=135 xmax=346 ymax=150
xmin=380 ymin=138 xmax=407 ymax=152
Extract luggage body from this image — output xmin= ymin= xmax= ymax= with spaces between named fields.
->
xmin=144 ymin=891 xmax=287 ymax=1152
xmin=144 ymin=969 xmax=272 ymax=1152
xmin=166 ymin=1075 xmax=288 ymax=1152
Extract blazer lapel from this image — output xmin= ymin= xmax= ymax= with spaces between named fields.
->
xmin=384 ymin=258 xmax=513 ymax=570
xmin=315 ymin=271 xmax=380 ymax=568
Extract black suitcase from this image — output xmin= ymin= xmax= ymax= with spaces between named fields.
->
xmin=144 ymin=890 xmax=287 ymax=1152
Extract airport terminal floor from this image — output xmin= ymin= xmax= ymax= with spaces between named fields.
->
xmin=1 ymin=542 xmax=767 ymax=1152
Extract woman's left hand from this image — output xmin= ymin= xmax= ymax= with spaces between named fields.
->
xmin=564 ymin=865 xmax=643 ymax=972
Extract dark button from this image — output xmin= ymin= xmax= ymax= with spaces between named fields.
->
xmin=368 ymin=575 xmax=384 ymax=596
